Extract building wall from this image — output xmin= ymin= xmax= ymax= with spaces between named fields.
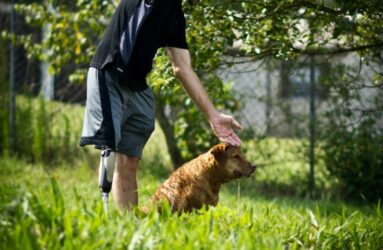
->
xmin=217 ymin=54 xmax=382 ymax=136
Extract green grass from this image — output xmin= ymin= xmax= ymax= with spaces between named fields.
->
xmin=1 ymin=155 xmax=382 ymax=249
xmin=0 ymin=98 xmax=382 ymax=249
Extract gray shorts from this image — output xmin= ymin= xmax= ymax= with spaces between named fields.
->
xmin=80 ymin=67 xmax=155 ymax=158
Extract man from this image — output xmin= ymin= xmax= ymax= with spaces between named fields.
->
xmin=80 ymin=0 xmax=242 ymax=212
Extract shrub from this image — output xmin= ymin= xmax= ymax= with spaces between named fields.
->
xmin=32 ymin=97 xmax=50 ymax=162
xmin=0 ymin=95 xmax=85 ymax=164
xmin=321 ymin=117 xmax=383 ymax=202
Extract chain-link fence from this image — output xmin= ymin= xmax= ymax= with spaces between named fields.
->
xmin=218 ymin=53 xmax=382 ymax=197
xmin=1 ymin=1 xmax=87 ymax=163
xmin=218 ymin=56 xmax=324 ymax=196
xmin=1 ymin=1 xmax=86 ymax=103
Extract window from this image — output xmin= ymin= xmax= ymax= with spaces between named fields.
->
xmin=279 ymin=58 xmax=330 ymax=99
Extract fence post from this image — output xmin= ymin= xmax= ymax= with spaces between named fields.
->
xmin=265 ymin=58 xmax=272 ymax=134
xmin=9 ymin=0 xmax=16 ymax=152
xmin=309 ymin=55 xmax=316 ymax=198
xmin=41 ymin=24 xmax=54 ymax=100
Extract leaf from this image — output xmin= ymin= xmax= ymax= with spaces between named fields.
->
xmin=309 ymin=210 xmax=319 ymax=229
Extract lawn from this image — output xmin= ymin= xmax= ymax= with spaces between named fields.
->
xmin=0 ymin=98 xmax=382 ymax=249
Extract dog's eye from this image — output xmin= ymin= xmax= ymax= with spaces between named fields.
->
xmin=233 ymin=155 xmax=241 ymax=160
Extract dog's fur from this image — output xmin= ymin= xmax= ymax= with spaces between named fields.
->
xmin=145 ymin=143 xmax=256 ymax=213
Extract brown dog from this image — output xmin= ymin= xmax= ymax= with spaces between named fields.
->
xmin=145 ymin=143 xmax=256 ymax=213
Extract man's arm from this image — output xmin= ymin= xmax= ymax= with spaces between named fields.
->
xmin=166 ymin=47 xmax=242 ymax=146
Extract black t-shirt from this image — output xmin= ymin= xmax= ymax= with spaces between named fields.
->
xmin=90 ymin=0 xmax=188 ymax=90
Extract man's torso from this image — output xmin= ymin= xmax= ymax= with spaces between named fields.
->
xmin=90 ymin=0 xmax=187 ymax=90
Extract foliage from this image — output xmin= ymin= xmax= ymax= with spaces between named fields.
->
xmin=9 ymin=0 xmax=113 ymax=76
xmin=318 ymin=62 xmax=383 ymax=202
xmin=322 ymin=118 xmax=383 ymax=202
xmin=1 ymin=100 xmax=382 ymax=248
xmin=8 ymin=0 xmax=383 ymax=66
xmin=3 ymin=0 xmax=382 ymax=190
xmin=32 ymin=97 xmax=49 ymax=161
xmin=0 ymin=35 xmax=10 ymax=156
xmin=7 ymin=0 xmax=382 ymax=167
xmin=209 ymin=0 xmax=383 ymax=60
xmin=0 ymin=95 xmax=85 ymax=164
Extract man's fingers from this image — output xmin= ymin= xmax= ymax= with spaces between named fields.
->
xmin=220 ymin=137 xmax=238 ymax=147
xmin=230 ymin=133 xmax=242 ymax=146
xmin=219 ymin=132 xmax=241 ymax=147
xmin=231 ymin=118 xmax=243 ymax=130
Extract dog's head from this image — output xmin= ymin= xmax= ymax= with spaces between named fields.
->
xmin=210 ymin=143 xmax=256 ymax=181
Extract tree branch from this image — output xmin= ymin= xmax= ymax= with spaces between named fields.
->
xmin=299 ymin=0 xmax=344 ymax=15
xmin=292 ymin=42 xmax=383 ymax=55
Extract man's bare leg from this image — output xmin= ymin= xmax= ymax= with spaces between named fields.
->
xmin=112 ymin=153 xmax=140 ymax=212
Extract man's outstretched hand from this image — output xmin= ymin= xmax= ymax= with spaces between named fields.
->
xmin=209 ymin=113 xmax=243 ymax=147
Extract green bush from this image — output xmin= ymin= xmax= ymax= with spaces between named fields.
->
xmin=32 ymin=97 xmax=49 ymax=162
xmin=14 ymin=97 xmax=34 ymax=159
xmin=0 ymin=95 xmax=85 ymax=164
xmin=321 ymin=118 xmax=383 ymax=202
xmin=0 ymin=94 xmax=10 ymax=156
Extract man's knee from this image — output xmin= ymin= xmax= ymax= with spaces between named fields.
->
xmin=116 ymin=153 xmax=140 ymax=173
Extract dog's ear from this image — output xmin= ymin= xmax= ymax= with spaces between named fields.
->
xmin=210 ymin=143 xmax=229 ymax=163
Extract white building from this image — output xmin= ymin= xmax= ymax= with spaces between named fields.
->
xmin=218 ymin=53 xmax=382 ymax=136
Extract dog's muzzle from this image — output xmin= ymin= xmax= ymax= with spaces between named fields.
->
xmin=234 ymin=165 xmax=256 ymax=177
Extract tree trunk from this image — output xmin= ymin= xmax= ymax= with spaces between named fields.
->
xmin=155 ymin=99 xmax=184 ymax=169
